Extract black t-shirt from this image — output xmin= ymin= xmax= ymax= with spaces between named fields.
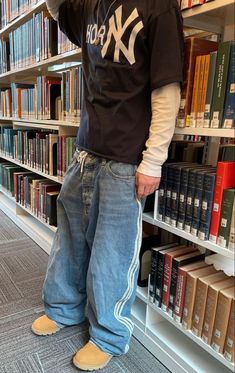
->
xmin=59 ymin=0 xmax=184 ymax=165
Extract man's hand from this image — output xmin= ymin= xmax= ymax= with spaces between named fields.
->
xmin=135 ymin=171 xmax=161 ymax=199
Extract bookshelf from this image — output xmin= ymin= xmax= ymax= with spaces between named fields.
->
xmin=0 ymin=1 xmax=234 ymax=373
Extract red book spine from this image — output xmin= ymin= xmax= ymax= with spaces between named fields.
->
xmin=209 ymin=162 xmax=235 ymax=242
xmin=173 ymin=268 xmax=187 ymax=323
xmin=161 ymin=254 xmax=173 ymax=311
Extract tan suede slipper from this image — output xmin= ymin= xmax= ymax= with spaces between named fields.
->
xmin=73 ymin=342 xmax=112 ymax=371
xmin=31 ymin=315 xmax=61 ymax=336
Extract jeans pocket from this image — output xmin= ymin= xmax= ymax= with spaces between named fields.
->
xmin=107 ymin=161 xmax=137 ymax=180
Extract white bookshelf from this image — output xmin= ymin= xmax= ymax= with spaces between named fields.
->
xmin=0 ymin=1 xmax=234 ymax=373
xmin=174 ymin=127 xmax=234 ymax=138
xmin=134 ymin=287 xmax=234 ymax=373
xmin=183 ymin=0 xmax=235 ymax=34
xmin=0 ymin=187 xmax=54 ymax=254
xmin=0 ymin=152 xmax=64 ymax=184
xmin=0 ymin=0 xmax=46 ymax=38
xmin=143 ymin=212 xmax=234 ymax=260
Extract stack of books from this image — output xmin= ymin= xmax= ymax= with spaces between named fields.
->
xmin=177 ymin=39 xmax=235 ymax=130
xmin=148 ymin=240 xmax=235 ymax=362
xmin=157 ymin=161 xmax=235 ymax=247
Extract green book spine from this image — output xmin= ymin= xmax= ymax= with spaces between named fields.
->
xmin=203 ymin=51 xmax=217 ymax=128
xmin=210 ymin=41 xmax=232 ymax=128
xmin=218 ymin=189 xmax=235 ymax=248
xmin=228 ymin=197 xmax=235 ymax=250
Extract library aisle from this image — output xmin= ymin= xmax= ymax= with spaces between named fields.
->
xmin=0 ymin=209 xmax=169 ymax=373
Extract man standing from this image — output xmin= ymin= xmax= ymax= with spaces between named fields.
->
xmin=32 ymin=0 xmax=184 ymax=370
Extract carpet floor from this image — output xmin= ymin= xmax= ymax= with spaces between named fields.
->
xmin=0 ymin=209 xmax=169 ymax=373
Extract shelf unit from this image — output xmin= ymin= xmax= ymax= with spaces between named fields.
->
xmin=133 ymin=286 xmax=234 ymax=373
xmin=0 ymin=1 xmax=234 ymax=373
xmin=143 ymin=212 xmax=234 ymax=260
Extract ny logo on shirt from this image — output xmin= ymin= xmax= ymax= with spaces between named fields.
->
xmin=86 ymin=5 xmax=144 ymax=65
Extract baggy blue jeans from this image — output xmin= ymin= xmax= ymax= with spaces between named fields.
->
xmin=42 ymin=150 xmax=143 ymax=356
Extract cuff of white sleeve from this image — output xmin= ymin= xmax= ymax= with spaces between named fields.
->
xmin=46 ymin=0 xmax=65 ymax=20
xmin=137 ymin=162 xmax=162 ymax=178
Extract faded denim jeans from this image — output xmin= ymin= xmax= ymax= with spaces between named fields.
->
xmin=43 ymin=150 xmax=143 ymax=356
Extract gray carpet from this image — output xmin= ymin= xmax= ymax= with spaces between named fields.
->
xmin=0 ymin=209 xmax=169 ymax=373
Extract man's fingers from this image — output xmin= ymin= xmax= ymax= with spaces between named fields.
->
xmin=135 ymin=172 xmax=161 ymax=199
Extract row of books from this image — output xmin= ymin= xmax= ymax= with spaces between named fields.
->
xmin=0 ymin=161 xmax=60 ymax=226
xmin=0 ymin=0 xmax=40 ymax=29
xmin=157 ymin=161 xmax=235 ymax=248
xmin=180 ymin=0 xmax=215 ymax=11
xmin=0 ymin=67 xmax=84 ymax=121
xmin=0 ymin=11 xmax=78 ymax=73
xmin=0 ymin=127 xmax=76 ymax=177
xmin=177 ymin=39 xmax=235 ymax=129
xmin=148 ymin=242 xmax=235 ymax=362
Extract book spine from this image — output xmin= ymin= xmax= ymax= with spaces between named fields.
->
xmin=170 ymin=166 xmax=181 ymax=227
xmin=164 ymin=165 xmax=174 ymax=224
xmin=155 ymin=252 xmax=165 ymax=308
xmin=177 ymin=167 xmax=190 ymax=230
xmin=217 ymin=191 xmax=235 ymax=248
xmin=161 ymin=254 xmax=173 ymax=311
xmin=209 ymin=162 xmax=235 ymax=243
xmin=198 ymin=173 xmax=216 ymax=241
xmin=184 ymin=169 xmax=197 ymax=233
xmin=157 ymin=163 xmax=167 ymax=221
xmin=173 ymin=268 xmax=188 ymax=323
xmin=149 ymin=249 xmax=159 ymax=303
xmin=191 ymin=171 xmax=206 ymax=236
xmin=210 ymin=41 xmax=232 ymax=128
xmin=222 ymin=42 xmax=235 ymax=129
xmin=204 ymin=51 xmax=218 ymax=128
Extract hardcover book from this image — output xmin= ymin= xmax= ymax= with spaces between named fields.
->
xmin=209 ymin=162 xmax=235 ymax=243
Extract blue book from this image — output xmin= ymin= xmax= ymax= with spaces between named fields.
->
xmin=198 ymin=172 xmax=216 ymax=241
xmin=223 ymin=42 xmax=235 ymax=129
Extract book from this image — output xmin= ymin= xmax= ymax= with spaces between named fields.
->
xmin=155 ymin=245 xmax=185 ymax=308
xmin=191 ymin=271 xmax=227 ymax=337
xmin=211 ymin=287 xmax=235 ymax=354
xmin=149 ymin=242 xmax=177 ymax=303
xmin=177 ymin=37 xmax=218 ymax=128
xmin=217 ymin=190 xmax=235 ymax=248
xmin=224 ymin=295 xmax=235 ymax=363
xmin=168 ymin=250 xmax=205 ymax=316
xmin=222 ymin=42 xmax=235 ymax=129
xmin=209 ymin=162 xmax=235 ymax=243
xmin=198 ymin=172 xmax=216 ymax=241
xmin=201 ymin=277 xmax=235 ymax=345
xmin=46 ymin=191 xmax=60 ymax=226
xmin=197 ymin=54 xmax=211 ymax=127
xmin=210 ymin=41 xmax=232 ymax=128
xmin=184 ymin=166 xmax=211 ymax=233
xmin=191 ymin=169 xmax=215 ymax=236
xmin=161 ymin=246 xmax=196 ymax=312
xmin=204 ymin=51 xmax=218 ymax=128
xmin=173 ymin=261 xmax=209 ymax=323
xmin=190 ymin=55 xmax=202 ymax=127
xmin=138 ymin=235 xmax=160 ymax=288
xmin=182 ymin=265 xmax=217 ymax=329
xmin=228 ymin=197 xmax=235 ymax=251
